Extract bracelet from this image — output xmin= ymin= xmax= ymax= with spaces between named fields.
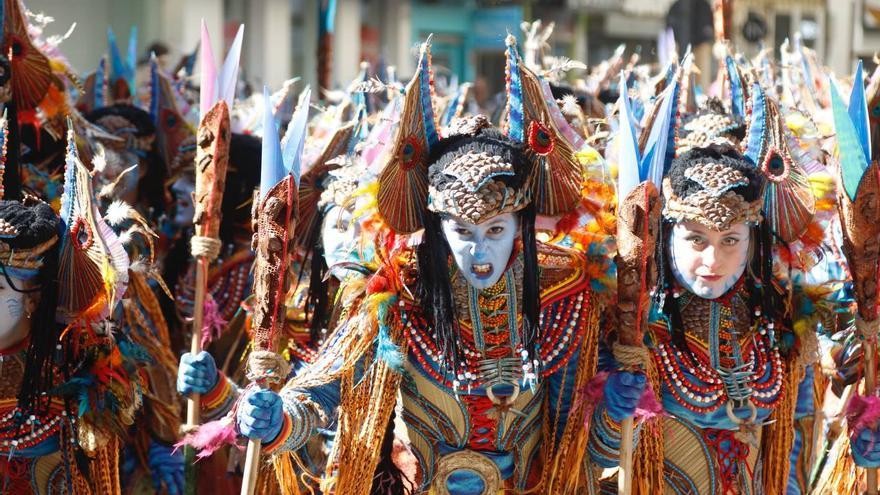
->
xmin=201 ymin=372 xmax=238 ymax=419
xmin=262 ymin=414 xmax=294 ymax=454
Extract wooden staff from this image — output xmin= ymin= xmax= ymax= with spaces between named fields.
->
xmin=832 ymin=68 xmax=880 ymax=493
xmin=614 ymin=181 xmax=660 ymax=495
xmin=239 ymin=85 xmax=306 ymax=494
xmin=837 ymin=160 xmax=880 ymax=494
xmin=239 ymin=171 xmax=298 ymax=494
xmin=184 ymin=100 xmax=231 ymax=494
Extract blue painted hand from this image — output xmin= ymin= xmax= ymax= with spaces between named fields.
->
xmin=236 ymin=389 xmax=284 ymax=443
xmin=176 ymin=351 xmax=219 ymax=395
xmin=148 ymin=440 xmax=184 ymax=495
xmin=604 ymin=371 xmax=647 ymax=422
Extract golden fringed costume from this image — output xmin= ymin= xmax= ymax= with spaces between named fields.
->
xmin=587 ymin=59 xmax=830 ymax=493
xmin=259 ymin=35 xmax=613 ymax=495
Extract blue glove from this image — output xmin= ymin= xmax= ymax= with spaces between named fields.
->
xmin=236 ymin=389 xmax=284 ymax=443
xmin=852 ymin=427 xmax=880 ymax=468
xmin=604 ymin=371 xmax=646 ymax=422
xmin=177 ymin=351 xmax=218 ymax=395
xmin=148 ymin=440 xmax=184 ymax=495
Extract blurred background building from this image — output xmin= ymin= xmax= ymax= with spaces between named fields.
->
xmin=22 ymin=0 xmax=880 ymax=95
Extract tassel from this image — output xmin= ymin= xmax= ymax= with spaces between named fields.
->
xmin=175 ymin=416 xmax=239 ymax=460
xmin=374 ymin=293 xmax=403 ymax=372
xmin=632 ymin=358 xmax=665 ymax=494
xmin=201 ymin=295 xmax=228 ymax=348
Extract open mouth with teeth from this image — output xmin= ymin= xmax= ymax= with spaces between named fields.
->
xmin=470 ymin=263 xmax=493 ymax=279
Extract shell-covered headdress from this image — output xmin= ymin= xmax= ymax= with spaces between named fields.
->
xmin=0 ymin=195 xmax=58 ymax=280
xmin=662 ymin=147 xmax=765 ymax=231
xmin=427 ymin=115 xmax=532 ymax=224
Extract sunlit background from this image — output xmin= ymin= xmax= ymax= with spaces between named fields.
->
xmin=22 ymin=0 xmax=880 ymax=99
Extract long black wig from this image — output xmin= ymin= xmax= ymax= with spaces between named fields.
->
xmin=415 ymin=128 xmax=542 ymax=380
xmin=0 ymin=199 xmax=63 ymax=415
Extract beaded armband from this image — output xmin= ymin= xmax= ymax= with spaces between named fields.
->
xmin=268 ymin=389 xmax=329 ymax=454
xmin=201 ymin=372 xmax=239 ymax=420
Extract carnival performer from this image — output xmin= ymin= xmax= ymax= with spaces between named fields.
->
xmin=228 ymin=36 xmax=609 ymax=495
xmin=176 ymin=94 xmax=373 ymax=493
xmin=589 ymin=138 xmax=831 ymax=493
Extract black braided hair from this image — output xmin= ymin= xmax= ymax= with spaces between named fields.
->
xmin=220 ymin=133 xmax=262 ymax=245
xmin=416 ymin=127 xmax=541 ymax=380
xmin=301 ymin=207 xmax=330 ymax=342
xmin=0 ymin=199 xmax=62 ymax=414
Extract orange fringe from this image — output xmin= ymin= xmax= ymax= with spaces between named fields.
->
xmin=760 ymin=357 xmax=802 ymax=494
xmin=631 ymin=357 xmax=665 ymax=495
xmin=539 ymin=302 xmax=602 ymax=493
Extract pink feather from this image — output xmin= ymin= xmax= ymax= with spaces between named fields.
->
xmin=578 ymin=371 xmax=609 ymax=428
xmin=175 ymin=418 xmax=239 ymax=460
xmin=847 ymin=393 xmax=880 ymax=433
xmin=634 ymin=384 xmax=664 ymax=421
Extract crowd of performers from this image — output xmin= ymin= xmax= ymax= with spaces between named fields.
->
xmin=1 ymin=0 xmax=880 ymax=493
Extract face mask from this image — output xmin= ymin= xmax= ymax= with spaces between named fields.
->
xmin=171 ymin=178 xmax=196 ymax=228
xmin=0 ymin=277 xmax=30 ymax=349
xmin=441 ymin=212 xmax=519 ymax=290
xmin=670 ymin=221 xmax=751 ymax=300
xmin=321 ymin=205 xmax=357 ymax=279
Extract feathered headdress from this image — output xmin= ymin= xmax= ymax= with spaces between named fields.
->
xmin=57 ymin=120 xmax=129 ymax=322
xmin=2 ymin=0 xmax=55 ymax=111
xmin=295 ymin=115 xmax=357 ymax=250
xmin=375 ymin=37 xmax=439 ymax=234
xmin=76 ymin=57 xmax=109 ymax=114
xmin=741 ymin=80 xmax=815 ymax=242
xmin=150 ymin=53 xmax=195 ymax=172
xmin=503 ymin=34 xmax=583 ymax=216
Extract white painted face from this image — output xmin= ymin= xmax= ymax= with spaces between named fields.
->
xmin=171 ymin=177 xmax=196 ymax=228
xmin=0 ymin=275 xmax=34 ymax=350
xmin=321 ymin=205 xmax=357 ymax=280
xmin=670 ymin=221 xmax=751 ymax=300
xmin=441 ymin=212 xmax=519 ymax=290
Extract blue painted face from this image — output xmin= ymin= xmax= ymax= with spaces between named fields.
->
xmin=441 ymin=212 xmax=519 ymax=290
xmin=670 ymin=221 xmax=751 ymax=299
xmin=321 ymin=205 xmax=357 ymax=280
xmin=0 ymin=275 xmax=34 ymax=350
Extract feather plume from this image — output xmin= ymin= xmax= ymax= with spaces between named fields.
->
xmin=542 ymin=56 xmax=587 ymax=80
xmin=104 ymin=199 xmax=133 ymax=227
